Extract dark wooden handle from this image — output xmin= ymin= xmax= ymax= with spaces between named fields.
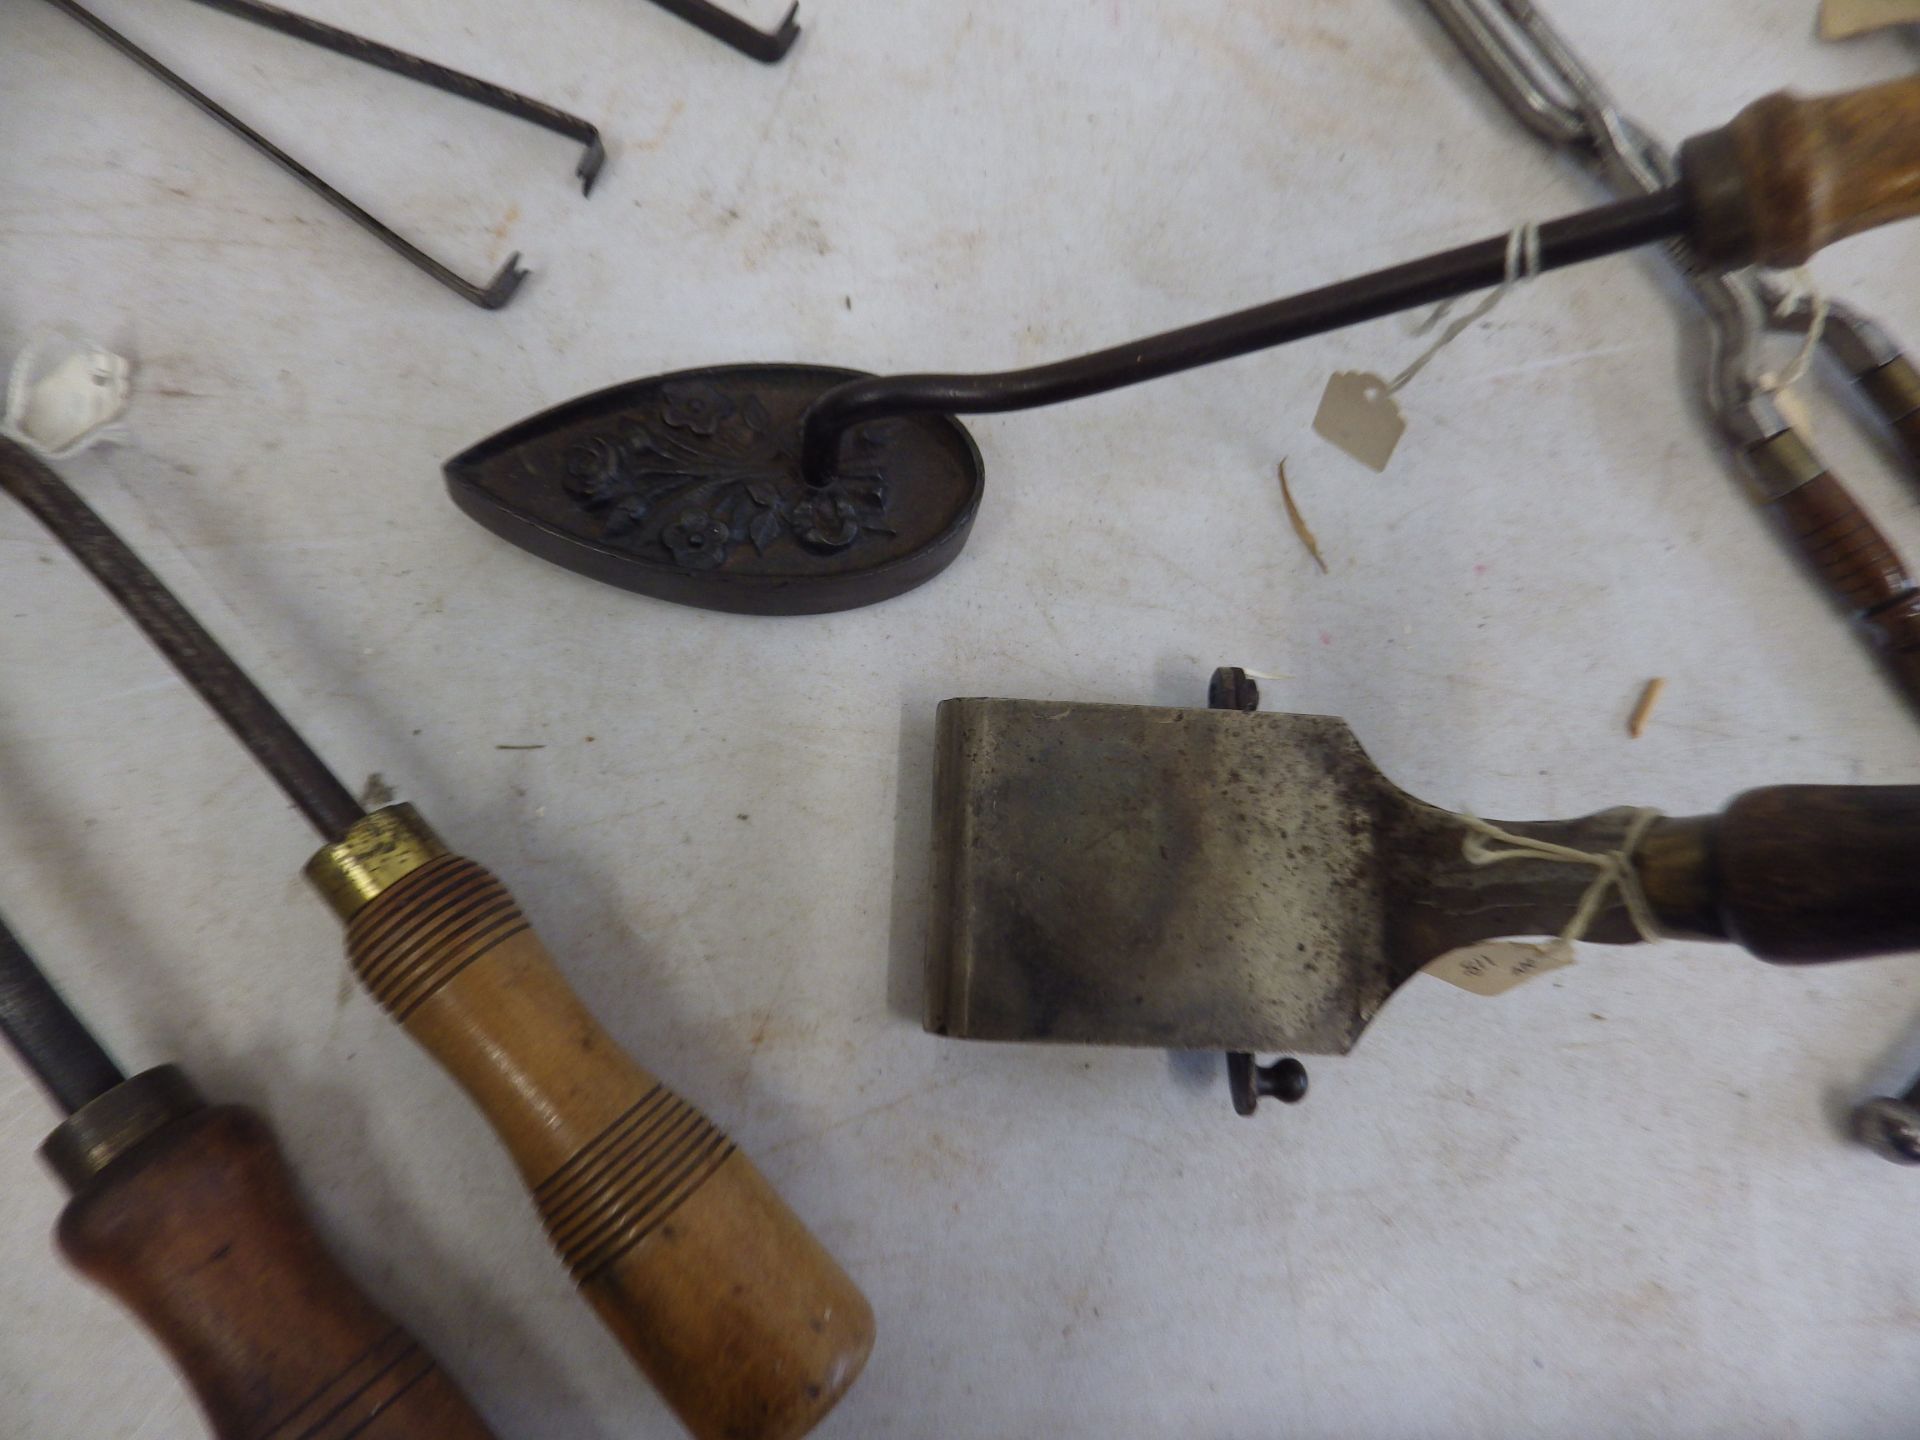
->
xmin=344 ymin=855 xmax=873 ymax=1440
xmin=1690 ymin=77 xmax=1920 ymax=267
xmin=1711 ymin=785 xmax=1920 ymax=962
xmin=56 ymin=1104 xmax=497 ymax=1440
xmin=1764 ymin=471 xmax=1920 ymax=709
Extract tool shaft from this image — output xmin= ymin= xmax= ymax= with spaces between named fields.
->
xmin=801 ymin=188 xmax=1688 ymax=480
xmin=0 ymin=439 xmax=363 ymax=839
xmin=0 ymin=912 xmax=122 ymax=1114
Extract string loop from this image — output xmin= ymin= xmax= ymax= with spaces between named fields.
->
xmin=1384 ymin=221 xmax=1543 ymax=396
xmin=1458 ymin=807 xmax=1664 ymax=947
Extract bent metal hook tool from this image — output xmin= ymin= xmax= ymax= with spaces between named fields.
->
xmin=924 ymin=668 xmax=1920 ymax=1115
xmin=0 ymin=435 xmax=874 ymax=1440
xmin=0 ymin=909 xmax=499 ymax=1439
xmin=644 ymin=0 xmax=801 ymax=63
xmin=447 ymin=76 xmax=1920 ymax=612
xmin=42 ymin=0 xmax=607 ymax=308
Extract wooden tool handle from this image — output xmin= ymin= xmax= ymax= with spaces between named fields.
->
xmin=344 ymin=855 xmax=873 ymax=1440
xmin=1763 ymin=469 xmax=1920 ymax=709
xmin=56 ymin=1102 xmax=497 ymax=1440
xmin=1709 ymin=785 xmax=1920 ymax=962
xmin=1685 ymin=75 xmax=1920 ymax=267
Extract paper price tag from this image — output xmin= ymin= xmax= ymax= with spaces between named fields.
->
xmin=1422 ymin=938 xmax=1575 ymax=997
xmin=1312 ymin=370 xmax=1406 ymax=473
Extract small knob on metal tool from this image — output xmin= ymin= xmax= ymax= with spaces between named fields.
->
xmin=1855 ymin=1079 xmax=1920 ymax=1165
xmin=1227 ymin=1054 xmax=1310 ymax=1116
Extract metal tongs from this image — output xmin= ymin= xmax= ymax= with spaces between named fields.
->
xmin=1421 ymin=0 xmax=1920 ymax=709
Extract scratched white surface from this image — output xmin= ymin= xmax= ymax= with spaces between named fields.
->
xmin=2 ymin=1 xmax=1919 ymax=1435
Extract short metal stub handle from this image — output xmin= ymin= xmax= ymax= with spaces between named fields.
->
xmin=1227 ymin=1053 xmax=1310 ymax=1117
xmin=1209 ymin=667 xmax=1311 ymax=1117
xmin=1855 ymin=1075 xmax=1920 ymax=1165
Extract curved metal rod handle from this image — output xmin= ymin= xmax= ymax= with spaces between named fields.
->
xmin=798 ymin=190 xmax=1686 ymax=484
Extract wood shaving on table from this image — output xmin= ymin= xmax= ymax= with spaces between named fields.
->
xmin=1628 ymin=677 xmax=1666 ymax=738
xmin=1278 ymin=459 xmax=1328 ymax=574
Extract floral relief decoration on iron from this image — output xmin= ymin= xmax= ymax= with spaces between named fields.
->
xmin=551 ymin=381 xmax=898 ymax=571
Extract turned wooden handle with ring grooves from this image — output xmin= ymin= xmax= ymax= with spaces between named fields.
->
xmin=55 ymin=1093 xmax=497 ymax=1440
xmin=1741 ymin=428 xmax=1920 ymax=711
xmin=1766 ymin=468 xmax=1920 ymax=708
xmin=313 ymin=819 xmax=873 ymax=1440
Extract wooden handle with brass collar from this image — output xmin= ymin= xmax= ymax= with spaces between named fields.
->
xmin=1741 ymin=430 xmax=1920 ymax=712
xmin=308 ymin=807 xmax=873 ymax=1440
xmin=48 ymin=1066 xmax=498 ymax=1440
xmin=1684 ymin=75 xmax=1920 ymax=268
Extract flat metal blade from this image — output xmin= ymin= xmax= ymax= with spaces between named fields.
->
xmin=925 ymin=698 xmax=1397 ymax=1054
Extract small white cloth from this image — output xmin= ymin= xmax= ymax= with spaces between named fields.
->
xmin=1 ymin=333 xmax=132 ymax=459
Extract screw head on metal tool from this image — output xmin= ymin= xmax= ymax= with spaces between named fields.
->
xmin=1854 ymin=1092 xmax=1920 ymax=1165
xmin=1227 ymin=1054 xmax=1309 ymax=1116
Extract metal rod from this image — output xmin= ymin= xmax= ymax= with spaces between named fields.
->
xmin=0 ymin=911 xmax=125 ymax=1116
xmin=182 ymin=0 xmax=606 ymax=195
xmin=42 ymin=0 xmax=527 ymax=309
xmin=0 ymin=439 xmax=364 ymax=841
xmin=642 ymin=0 xmax=800 ymax=63
xmin=801 ymin=187 xmax=1690 ymax=483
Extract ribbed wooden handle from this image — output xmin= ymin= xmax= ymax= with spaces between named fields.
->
xmin=1713 ymin=785 xmax=1920 ymax=962
xmin=1707 ymin=76 xmax=1920 ymax=266
xmin=345 ymin=856 xmax=873 ymax=1440
xmin=56 ymin=1105 xmax=497 ymax=1440
xmin=1766 ymin=471 xmax=1920 ymax=708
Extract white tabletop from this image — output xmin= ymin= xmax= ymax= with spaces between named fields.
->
xmin=3 ymin=2 xmax=1919 ymax=1435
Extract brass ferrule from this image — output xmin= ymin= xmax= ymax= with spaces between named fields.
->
xmin=305 ymin=803 xmax=448 ymax=921
xmin=41 ymin=1065 xmax=205 ymax=1193
xmin=1677 ymin=126 xmax=1752 ymax=270
xmin=1742 ymin=430 xmax=1826 ymax=504
xmin=1863 ymin=356 xmax=1920 ymax=425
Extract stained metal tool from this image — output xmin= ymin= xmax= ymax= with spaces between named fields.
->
xmin=644 ymin=0 xmax=801 ymax=62
xmin=0 ymin=436 xmax=872 ymax=1440
xmin=1421 ymin=0 xmax=1920 ymax=708
xmin=41 ymin=0 xmax=608 ymax=308
xmin=0 ymin=910 xmax=498 ymax=1438
xmin=923 ymin=675 xmax=1920 ymax=1096
xmin=448 ymin=75 xmax=1920 ymax=614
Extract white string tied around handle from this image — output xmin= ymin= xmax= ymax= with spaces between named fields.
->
xmin=1384 ymin=221 xmax=1544 ymax=396
xmin=1458 ymin=806 xmax=1665 ymax=949
xmin=1757 ymin=265 xmax=1829 ymax=399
